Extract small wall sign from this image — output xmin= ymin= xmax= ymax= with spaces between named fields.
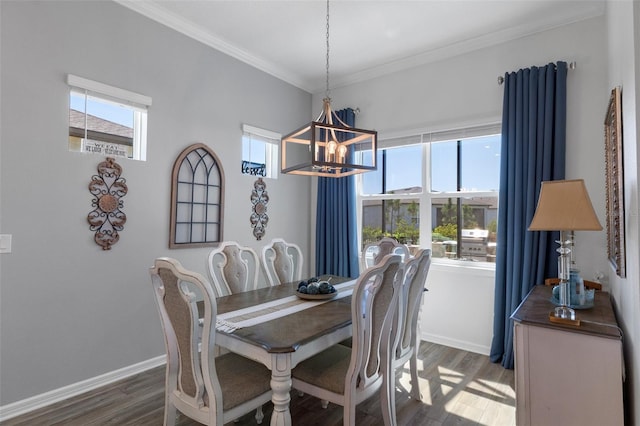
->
xmin=82 ymin=139 xmax=129 ymax=159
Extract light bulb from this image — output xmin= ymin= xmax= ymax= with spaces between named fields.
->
xmin=337 ymin=144 xmax=347 ymax=163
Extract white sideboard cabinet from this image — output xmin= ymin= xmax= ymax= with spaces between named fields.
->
xmin=511 ymin=285 xmax=624 ymax=426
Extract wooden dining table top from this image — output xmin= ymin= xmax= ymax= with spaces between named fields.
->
xmin=205 ymin=275 xmax=354 ymax=354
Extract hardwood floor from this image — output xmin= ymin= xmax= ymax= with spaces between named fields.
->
xmin=2 ymin=342 xmax=515 ymax=426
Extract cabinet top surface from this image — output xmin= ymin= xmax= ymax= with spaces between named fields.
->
xmin=510 ymin=285 xmax=622 ymax=339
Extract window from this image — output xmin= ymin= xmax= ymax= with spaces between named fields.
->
xmin=361 ymin=144 xmax=423 ymax=248
xmin=68 ymin=74 xmax=151 ymax=161
xmin=242 ymin=124 xmax=280 ymax=179
xmin=357 ymin=126 xmax=501 ymax=265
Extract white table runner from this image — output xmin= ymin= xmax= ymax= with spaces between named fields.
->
xmin=216 ymin=279 xmax=356 ymax=332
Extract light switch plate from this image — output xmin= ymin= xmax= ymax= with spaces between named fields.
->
xmin=0 ymin=234 xmax=12 ymax=253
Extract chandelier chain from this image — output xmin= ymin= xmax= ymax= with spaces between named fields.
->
xmin=325 ymin=0 xmax=330 ymax=99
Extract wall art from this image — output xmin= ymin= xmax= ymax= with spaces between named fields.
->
xmin=604 ymin=86 xmax=625 ymax=278
xmin=88 ymin=157 xmax=127 ymax=250
xmin=250 ymin=178 xmax=269 ymax=240
xmin=170 ymin=143 xmax=225 ymax=248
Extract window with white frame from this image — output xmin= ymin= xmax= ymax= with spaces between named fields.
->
xmin=357 ymin=125 xmax=501 ymax=265
xmin=68 ymin=74 xmax=151 ymax=161
xmin=241 ymin=124 xmax=280 ymax=179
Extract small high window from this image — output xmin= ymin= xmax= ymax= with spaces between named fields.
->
xmin=67 ymin=74 xmax=151 ymax=161
xmin=241 ymin=124 xmax=280 ymax=179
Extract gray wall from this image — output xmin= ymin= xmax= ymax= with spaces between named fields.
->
xmin=0 ymin=1 xmax=312 ymax=405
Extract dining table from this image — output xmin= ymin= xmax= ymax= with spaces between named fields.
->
xmin=207 ymin=275 xmax=356 ymax=426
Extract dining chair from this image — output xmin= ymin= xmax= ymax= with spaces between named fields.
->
xmin=291 ymin=254 xmax=405 ymax=426
xmin=207 ymin=241 xmax=261 ymax=296
xmin=149 ymin=257 xmax=272 ymax=425
xmin=361 ymin=237 xmax=411 ymax=271
xmin=261 ymin=238 xmax=303 ymax=287
xmin=385 ymin=248 xmax=432 ymax=423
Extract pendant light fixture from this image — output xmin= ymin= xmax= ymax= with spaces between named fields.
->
xmin=280 ymin=0 xmax=377 ymax=178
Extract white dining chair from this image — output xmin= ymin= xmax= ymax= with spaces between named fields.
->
xmin=291 ymin=254 xmax=404 ymax=426
xmin=207 ymin=241 xmax=261 ymax=295
xmin=149 ymin=257 xmax=272 ymax=425
xmin=361 ymin=237 xmax=411 ymax=271
xmin=385 ymin=248 xmax=432 ymax=423
xmin=261 ymin=238 xmax=303 ymax=286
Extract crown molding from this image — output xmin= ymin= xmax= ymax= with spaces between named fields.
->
xmin=323 ymin=2 xmax=606 ymax=93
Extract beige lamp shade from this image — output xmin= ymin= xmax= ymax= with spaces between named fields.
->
xmin=529 ymin=179 xmax=603 ymax=231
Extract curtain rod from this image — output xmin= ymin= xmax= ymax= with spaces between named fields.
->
xmin=497 ymin=61 xmax=576 ymax=85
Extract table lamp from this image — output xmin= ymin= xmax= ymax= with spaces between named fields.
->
xmin=528 ymin=179 xmax=602 ymax=325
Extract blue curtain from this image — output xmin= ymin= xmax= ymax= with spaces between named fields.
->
xmin=315 ymin=108 xmax=360 ymax=279
xmin=490 ymin=62 xmax=567 ymax=369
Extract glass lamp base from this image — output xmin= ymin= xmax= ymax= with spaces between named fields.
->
xmin=554 ymin=305 xmax=576 ymax=321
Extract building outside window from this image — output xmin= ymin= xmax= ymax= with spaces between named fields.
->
xmin=357 ymin=128 xmax=500 ymax=265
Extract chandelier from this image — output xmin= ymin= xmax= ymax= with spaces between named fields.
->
xmin=280 ymin=0 xmax=377 ymax=178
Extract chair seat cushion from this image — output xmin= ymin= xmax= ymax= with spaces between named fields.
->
xmin=292 ymin=344 xmax=352 ymax=395
xmin=215 ymin=352 xmax=272 ymax=410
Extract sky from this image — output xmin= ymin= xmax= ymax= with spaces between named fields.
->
xmin=70 ymin=93 xmax=134 ymax=128
xmin=362 ymin=134 xmax=501 ymax=194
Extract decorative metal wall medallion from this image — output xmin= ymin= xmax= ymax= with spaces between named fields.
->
xmin=250 ymin=178 xmax=269 ymax=240
xmin=88 ymin=157 xmax=127 ymax=250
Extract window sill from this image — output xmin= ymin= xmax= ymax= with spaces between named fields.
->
xmin=430 ymin=258 xmax=496 ymax=277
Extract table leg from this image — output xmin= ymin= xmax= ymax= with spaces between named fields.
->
xmin=270 ymin=354 xmax=292 ymax=426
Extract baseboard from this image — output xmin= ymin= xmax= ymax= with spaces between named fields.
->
xmin=0 ymin=355 xmax=166 ymax=422
xmin=421 ymin=332 xmax=491 ymax=356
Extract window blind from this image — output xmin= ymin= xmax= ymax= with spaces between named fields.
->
xmin=242 ymin=124 xmax=281 ymax=143
xmin=67 ymin=74 xmax=152 ymax=111
xmin=379 ymin=122 xmax=501 ymax=148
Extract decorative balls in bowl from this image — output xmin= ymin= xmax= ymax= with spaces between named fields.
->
xmin=296 ymin=277 xmax=337 ymax=299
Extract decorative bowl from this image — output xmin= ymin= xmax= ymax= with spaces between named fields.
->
xmin=295 ymin=291 xmax=338 ymax=300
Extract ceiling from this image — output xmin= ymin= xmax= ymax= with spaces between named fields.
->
xmin=115 ymin=0 xmax=605 ymax=94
